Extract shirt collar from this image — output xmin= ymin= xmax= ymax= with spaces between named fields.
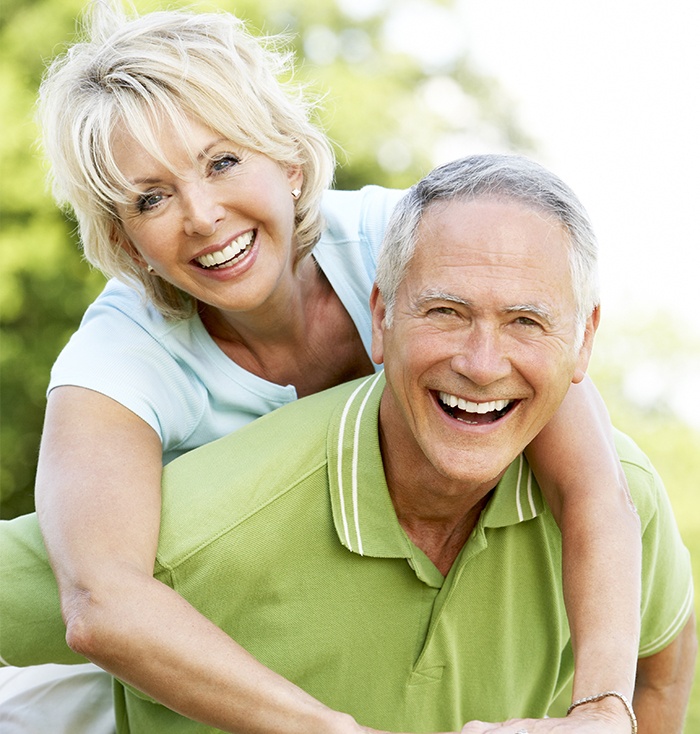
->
xmin=326 ymin=373 xmax=546 ymax=560
xmin=481 ymin=453 xmax=546 ymax=528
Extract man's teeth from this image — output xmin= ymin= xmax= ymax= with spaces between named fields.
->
xmin=196 ymin=231 xmax=254 ymax=269
xmin=438 ymin=392 xmax=511 ymax=414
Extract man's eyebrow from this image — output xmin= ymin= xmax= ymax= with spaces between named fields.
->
xmin=415 ymin=290 xmax=473 ymax=308
xmin=415 ymin=290 xmax=555 ymax=325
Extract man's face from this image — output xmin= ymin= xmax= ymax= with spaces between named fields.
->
xmin=371 ymin=196 xmax=598 ymax=493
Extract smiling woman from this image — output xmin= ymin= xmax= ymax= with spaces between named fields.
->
xmin=0 ymin=2 xmax=651 ymax=734
xmin=41 ymin=4 xmax=332 ymax=322
xmin=111 ymin=119 xmax=305 ymax=318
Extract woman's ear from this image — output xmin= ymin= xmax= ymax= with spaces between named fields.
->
xmin=287 ymin=164 xmax=303 ymax=193
xmin=110 ymin=221 xmax=145 ymax=268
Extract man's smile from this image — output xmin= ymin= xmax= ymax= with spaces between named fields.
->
xmin=436 ymin=391 xmax=517 ymax=425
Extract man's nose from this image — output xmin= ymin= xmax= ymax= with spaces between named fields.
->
xmin=182 ymin=183 xmax=224 ymax=237
xmin=450 ymin=325 xmax=511 ymax=386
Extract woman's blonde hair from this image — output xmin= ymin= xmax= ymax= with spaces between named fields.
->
xmin=38 ymin=1 xmax=335 ymax=318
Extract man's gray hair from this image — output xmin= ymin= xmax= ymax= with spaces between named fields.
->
xmin=375 ymin=154 xmax=600 ymax=345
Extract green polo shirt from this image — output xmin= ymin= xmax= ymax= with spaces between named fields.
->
xmin=111 ymin=373 xmax=692 ymax=732
xmin=0 ymin=374 xmax=693 ymax=731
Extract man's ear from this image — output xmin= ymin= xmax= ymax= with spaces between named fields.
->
xmin=370 ymin=284 xmax=387 ymax=366
xmin=572 ymin=306 xmax=600 ymax=384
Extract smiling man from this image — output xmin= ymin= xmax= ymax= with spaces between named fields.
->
xmin=1 ymin=155 xmax=695 ymax=734
xmin=371 ymin=175 xmax=600 ymax=578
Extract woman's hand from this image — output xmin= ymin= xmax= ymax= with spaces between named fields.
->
xmin=460 ymin=703 xmax=631 ymax=733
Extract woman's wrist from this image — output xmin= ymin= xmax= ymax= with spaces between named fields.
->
xmin=567 ymin=690 xmax=637 ymax=733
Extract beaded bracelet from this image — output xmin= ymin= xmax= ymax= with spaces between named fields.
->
xmin=567 ymin=690 xmax=637 ymax=734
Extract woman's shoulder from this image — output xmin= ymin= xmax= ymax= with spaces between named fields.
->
xmin=47 ymin=280 xmax=224 ymax=454
xmin=81 ymin=278 xmax=175 ymax=335
xmin=52 ymin=278 xmax=215 ymax=391
xmin=320 ymin=186 xmax=406 ymax=243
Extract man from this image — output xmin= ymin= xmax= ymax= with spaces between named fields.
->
xmin=1 ymin=155 xmax=695 ymax=733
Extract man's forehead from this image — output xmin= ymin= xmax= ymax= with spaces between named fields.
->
xmin=419 ymin=195 xmax=564 ymax=240
xmin=412 ymin=197 xmax=571 ymax=273
xmin=401 ymin=197 xmax=577 ymax=317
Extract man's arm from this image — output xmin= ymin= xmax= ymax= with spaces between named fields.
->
xmin=634 ymin=612 xmax=697 ymax=734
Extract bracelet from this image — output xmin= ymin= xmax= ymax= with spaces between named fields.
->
xmin=567 ymin=691 xmax=637 ymax=734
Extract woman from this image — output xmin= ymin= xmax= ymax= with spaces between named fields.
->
xmin=0 ymin=2 xmax=641 ymax=733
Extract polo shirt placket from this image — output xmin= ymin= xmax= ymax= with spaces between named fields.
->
xmin=326 ymin=373 xmax=568 ymax=727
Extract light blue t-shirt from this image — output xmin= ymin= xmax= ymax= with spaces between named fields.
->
xmin=48 ymin=186 xmax=404 ymax=465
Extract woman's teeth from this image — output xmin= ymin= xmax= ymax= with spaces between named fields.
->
xmin=196 ymin=231 xmax=254 ymax=269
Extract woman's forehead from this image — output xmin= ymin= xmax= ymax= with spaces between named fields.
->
xmin=109 ymin=113 xmax=227 ymax=178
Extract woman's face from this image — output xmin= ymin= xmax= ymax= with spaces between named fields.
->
xmin=112 ymin=116 xmax=303 ymax=316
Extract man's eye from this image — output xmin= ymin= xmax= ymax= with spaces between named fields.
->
xmin=429 ymin=307 xmax=458 ymax=316
xmin=514 ymin=316 xmax=539 ymax=327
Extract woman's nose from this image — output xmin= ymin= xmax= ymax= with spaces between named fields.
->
xmin=181 ymin=183 xmax=224 ymax=237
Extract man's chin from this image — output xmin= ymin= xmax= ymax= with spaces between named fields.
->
xmin=427 ymin=445 xmax=516 ymax=494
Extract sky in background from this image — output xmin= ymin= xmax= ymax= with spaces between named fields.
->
xmin=382 ymin=0 xmax=700 ymax=336
xmin=457 ymin=0 xmax=700 ymax=338
xmin=376 ymin=0 xmax=700 ymax=424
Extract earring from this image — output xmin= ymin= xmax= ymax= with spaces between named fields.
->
xmin=147 ymin=265 xmax=155 ymax=274
xmin=291 ymin=188 xmax=301 ymax=200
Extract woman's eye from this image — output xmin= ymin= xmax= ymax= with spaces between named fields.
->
xmin=137 ymin=192 xmax=166 ymax=212
xmin=210 ymin=155 xmax=240 ymax=174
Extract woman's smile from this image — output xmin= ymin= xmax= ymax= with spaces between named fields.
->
xmin=193 ymin=230 xmax=256 ymax=270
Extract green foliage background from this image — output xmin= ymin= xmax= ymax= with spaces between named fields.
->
xmin=1 ymin=0 xmax=698 ymax=726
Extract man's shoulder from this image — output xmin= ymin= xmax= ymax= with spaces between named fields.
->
xmin=613 ymin=428 xmax=666 ymax=521
xmin=157 ymin=378 xmax=370 ymax=563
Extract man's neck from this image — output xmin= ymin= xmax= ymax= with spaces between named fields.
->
xmin=378 ymin=416 xmax=501 ymax=576
xmin=390 ymin=485 xmax=494 ymax=576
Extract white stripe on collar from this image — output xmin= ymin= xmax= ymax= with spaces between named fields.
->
xmin=515 ymin=454 xmax=536 ymax=522
xmin=336 ymin=372 xmax=384 ymax=553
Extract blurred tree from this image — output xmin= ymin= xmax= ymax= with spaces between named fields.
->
xmin=588 ymin=314 xmax=700 ymax=731
xmin=0 ymin=0 xmax=531 ymax=517
xmin=1 ymin=0 xmax=108 ymax=518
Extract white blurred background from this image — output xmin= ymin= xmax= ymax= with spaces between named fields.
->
xmin=374 ymin=0 xmax=700 ymax=426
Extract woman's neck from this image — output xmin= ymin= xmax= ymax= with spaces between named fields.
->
xmin=199 ymin=256 xmax=323 ymax=350
xmin=198 ymin=258 xmax=374 ymax=395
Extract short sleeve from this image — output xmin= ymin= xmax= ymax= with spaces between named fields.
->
xmin=616 ymin=434 xmax=695 ymax=657
xmin=48 ymin=281 xmax=207 ymax=454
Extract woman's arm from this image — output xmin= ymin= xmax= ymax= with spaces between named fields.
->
xmin=524 ymin=375 xmax=642 ymax=703
xmin=35 ymin=386 xmax=362 ymax=734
